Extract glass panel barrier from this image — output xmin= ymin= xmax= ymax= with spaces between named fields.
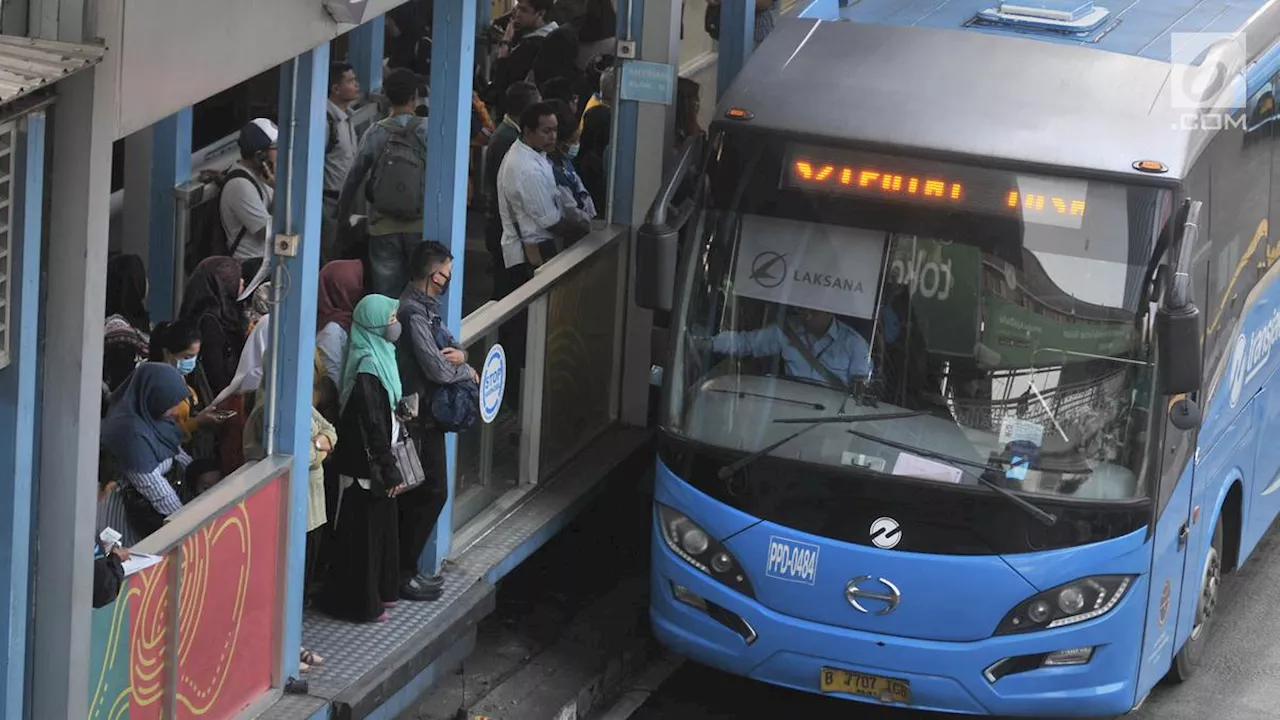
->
xmin=451 ymin=225 xmax=628 ymax=537
xmin=538 ymin=241 xmax=622 ymax=477
xmin=453 ymin=317 xmax=525 ymax=531
xmin=89 ymin=458 xmax=290 ymax=720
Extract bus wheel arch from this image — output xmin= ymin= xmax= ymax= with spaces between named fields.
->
xmin=1220 ymin=480 xmax=1244 ymax=573
xmin=1168 ymin=483 xmax=1239 ymax=683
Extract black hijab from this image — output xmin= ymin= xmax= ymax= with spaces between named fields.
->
xmin=106 ymin=254 xmax=150 ymax=331
xmin=100 ymin=362 xmax=190 ymax=473
xmin=180 ymin=256 xmax=244 ymax=336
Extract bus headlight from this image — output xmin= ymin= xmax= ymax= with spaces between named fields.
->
xmin=995 ymin=575 xmax=1135 ymax=635
xmin=657 ymin=503 xmax=755 ymax=598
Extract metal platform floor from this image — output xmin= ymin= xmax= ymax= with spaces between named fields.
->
xmin=259 ymin=425 xmax=653 ymax=720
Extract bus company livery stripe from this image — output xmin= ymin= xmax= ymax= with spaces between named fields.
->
xmin=766 ymin=536 xmax=820 ymax=585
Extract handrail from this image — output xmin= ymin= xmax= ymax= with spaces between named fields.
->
xmin=132 ymin=454 xmax=292 ymax=555
xmin=459 ymin=223 xmax=627 ymax=347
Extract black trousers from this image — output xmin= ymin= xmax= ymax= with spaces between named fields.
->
xmin=321 ymin=485 xmax=399 ymax=622
xmin=399 ymin=427 xmax=449 ymax=578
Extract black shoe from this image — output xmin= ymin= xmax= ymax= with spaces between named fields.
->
xmin=400 ymin=574 xmax=444 ymax=601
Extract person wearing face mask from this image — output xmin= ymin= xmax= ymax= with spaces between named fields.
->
xmin=323 ymin=294 xmax=408 ymax=623
xmin=395 ymin=242 xmax=478 ymax=602
xmin=148 ymin=319 xmax=232 ymax=497
xmin=543 ymin=99 xmax=596 ymax=238
xmin=100 ymin=363 xmax=197 ymax=539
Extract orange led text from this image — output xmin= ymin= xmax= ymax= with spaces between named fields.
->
xmin=794 ymin=161 xmax=964 ymax=201
xmin=1006 ymin=190 xmax=1086 ymax=217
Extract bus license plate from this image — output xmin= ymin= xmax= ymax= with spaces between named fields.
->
xmin=819 ymin=667 xmax=910 ymax=704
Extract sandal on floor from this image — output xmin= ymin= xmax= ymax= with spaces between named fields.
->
xmin=300 ymin=648 xmax=325 ymax=666
xmin=300 ymin=661 xmax=311 ymax=673
xmin=375 ymin=610 xmax=390 ymax=622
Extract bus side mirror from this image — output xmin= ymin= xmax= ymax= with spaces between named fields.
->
xmin=637 ymin=134 xmax=703 ymax=312
xmin=1157 ymin=199 xmax=1203 ymax=396
xmin=1156 ymin=306 xmax=1201 ymax=395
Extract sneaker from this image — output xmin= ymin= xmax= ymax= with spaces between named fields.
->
xmin=400 ymin=574 xmax=444 ymax=601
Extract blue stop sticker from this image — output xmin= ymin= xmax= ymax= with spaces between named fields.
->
xmin=480 ymin=344 xmax=506 ymax=424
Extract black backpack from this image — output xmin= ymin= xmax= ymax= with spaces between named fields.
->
xmin=185 ymin=167 xmax=266 ymax=274
xmin=366 ymin=118 xmax=427 ymax=221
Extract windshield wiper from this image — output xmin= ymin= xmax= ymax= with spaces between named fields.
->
xmin=716 ymin=410 xmax=927 ymax=480
xmin=845 ymin=429 xmax=1058 ymax=527
xmin=704 ymin=387 xmax=825 ymax=410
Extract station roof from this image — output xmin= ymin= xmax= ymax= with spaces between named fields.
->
xmin=0 ymin=35 xmax=105 ymax=110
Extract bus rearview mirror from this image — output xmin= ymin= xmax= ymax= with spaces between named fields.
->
xmin=1156 ymin=305 xmax=1201 ymax=395
xmin=637 ymin=135 xmax=704 ymax=312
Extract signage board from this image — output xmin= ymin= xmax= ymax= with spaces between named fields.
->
xmin=732 ymin=214 xmax=885 ymax=320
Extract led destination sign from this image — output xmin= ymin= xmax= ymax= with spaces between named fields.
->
xmin=784 ymin=144 xmax=1090 ymax=228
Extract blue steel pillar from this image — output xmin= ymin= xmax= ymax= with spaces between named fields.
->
xmin=716 ymin=0 xmax=755 ymax=101
xmin=0 ymin=110 xmax=44 ymax=720
xmin=420 ymin=0 xmax=475 ymax=574
xmin=148 ymin=108 xmax=192 ymax=321
xmin=349 ymin=15 xmax=386 ymax=91
xmin=271 ymin=45 xmax=328 ymax=679
xmin=34 ymin=63 xmax=116 ymax=720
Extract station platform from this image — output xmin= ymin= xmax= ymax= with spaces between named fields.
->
xmin=263 ymin=426 xmax=651 ymax=719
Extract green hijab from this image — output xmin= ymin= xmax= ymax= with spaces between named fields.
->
xmin=339 ymin=294 xmax=403 ymax=412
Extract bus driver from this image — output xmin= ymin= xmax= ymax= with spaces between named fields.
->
xmin=696 ymin=305 xmax=873 ymax=388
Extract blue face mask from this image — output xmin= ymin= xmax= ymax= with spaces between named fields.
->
xmin=567 ymin=143 xmax=580 ymax=161
xmin=176 ymin=356 xmax=197 ymax=375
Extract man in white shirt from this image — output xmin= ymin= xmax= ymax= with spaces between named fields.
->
xmin=496 ymin=102 xmax=589 ymax=287
xmin=219 ymin=118 xmax=277 ymax=263
xmin=323 ymin=62 xmax=361 ymax=262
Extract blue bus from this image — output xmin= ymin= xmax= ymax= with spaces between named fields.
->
xmin=636 ymin=1 xmax=1280 ymax=715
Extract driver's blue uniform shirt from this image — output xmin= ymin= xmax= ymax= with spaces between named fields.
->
xmin=709 ymin=317 xmax=873 ymax=385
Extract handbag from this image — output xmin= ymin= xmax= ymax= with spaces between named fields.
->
xmin=390 ymin=426 xmax=427 ymax=491
xmin=357 ymin=410 xmax=426 ymax=494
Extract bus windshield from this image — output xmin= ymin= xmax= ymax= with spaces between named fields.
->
xmin=663 ymin=133 xmax=1175 ymax=502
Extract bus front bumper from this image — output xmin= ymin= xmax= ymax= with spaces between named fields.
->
xmin=650 ymin=535 xmax=1145 ymax=718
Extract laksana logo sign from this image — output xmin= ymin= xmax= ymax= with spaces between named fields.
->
xmin=1229 ymin=306 xmax=1280 ymax=408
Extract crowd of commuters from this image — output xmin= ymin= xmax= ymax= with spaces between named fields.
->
xmin=87 ymin=0 xmax=709 ymax=652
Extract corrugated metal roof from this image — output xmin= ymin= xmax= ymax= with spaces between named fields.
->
xmin=0 ymin=35 xmax=105 ymax=108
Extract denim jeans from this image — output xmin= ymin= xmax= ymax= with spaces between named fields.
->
xmin=367 ymin=232 xmax=423 ymax=298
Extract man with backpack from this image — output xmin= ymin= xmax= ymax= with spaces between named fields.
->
xmin=323 ymin=61 xmax=361 ymax=263
xmin=219 ymin=118 xmax=277 ymax=263
xmin=337 ymin=68 xmax=429 ymax=297
xmin=395 ymin=241 xmax=478 ymax=601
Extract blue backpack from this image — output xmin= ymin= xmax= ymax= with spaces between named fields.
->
xmin=425 ymin=316 xmax=479 ymax=433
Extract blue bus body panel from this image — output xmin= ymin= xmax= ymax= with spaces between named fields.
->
xmin=838 ymin=1 xmax=1267 ymax=62
xmin=652 ymin=461 xmax=1152 ymax=715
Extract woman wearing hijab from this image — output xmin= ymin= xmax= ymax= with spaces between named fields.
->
xmin=100 ymin=363 xmax=193 ymax=539
xmin=322 ymin=294 xmax=405 ymax=623
xmin=181 ymin=256 xmax=250 ymax=474
xmin=149 ymin=319 xmax=232 ymax=497
xmin=103 ymin=254 xmax=152 ymax=393
xmin=180 ymin=256 xmax=247 ymax=396
xmin=316 ymin=260 xmax=366 ymax=391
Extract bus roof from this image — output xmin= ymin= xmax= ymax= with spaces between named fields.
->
xmin=713 ymin=18 xmax=1210 ymax=182
xmin=839 ymin=0 xmax=1272 ymax=62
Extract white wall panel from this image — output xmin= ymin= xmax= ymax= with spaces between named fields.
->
xmin=114 ymin=0 xmax=406 ymax=138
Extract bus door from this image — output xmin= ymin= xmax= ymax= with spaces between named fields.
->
xmin=1135 ymin=198 xmax=1210 ymax=698
xmin=1133 ymin=395 xmax=1198 ymax=699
